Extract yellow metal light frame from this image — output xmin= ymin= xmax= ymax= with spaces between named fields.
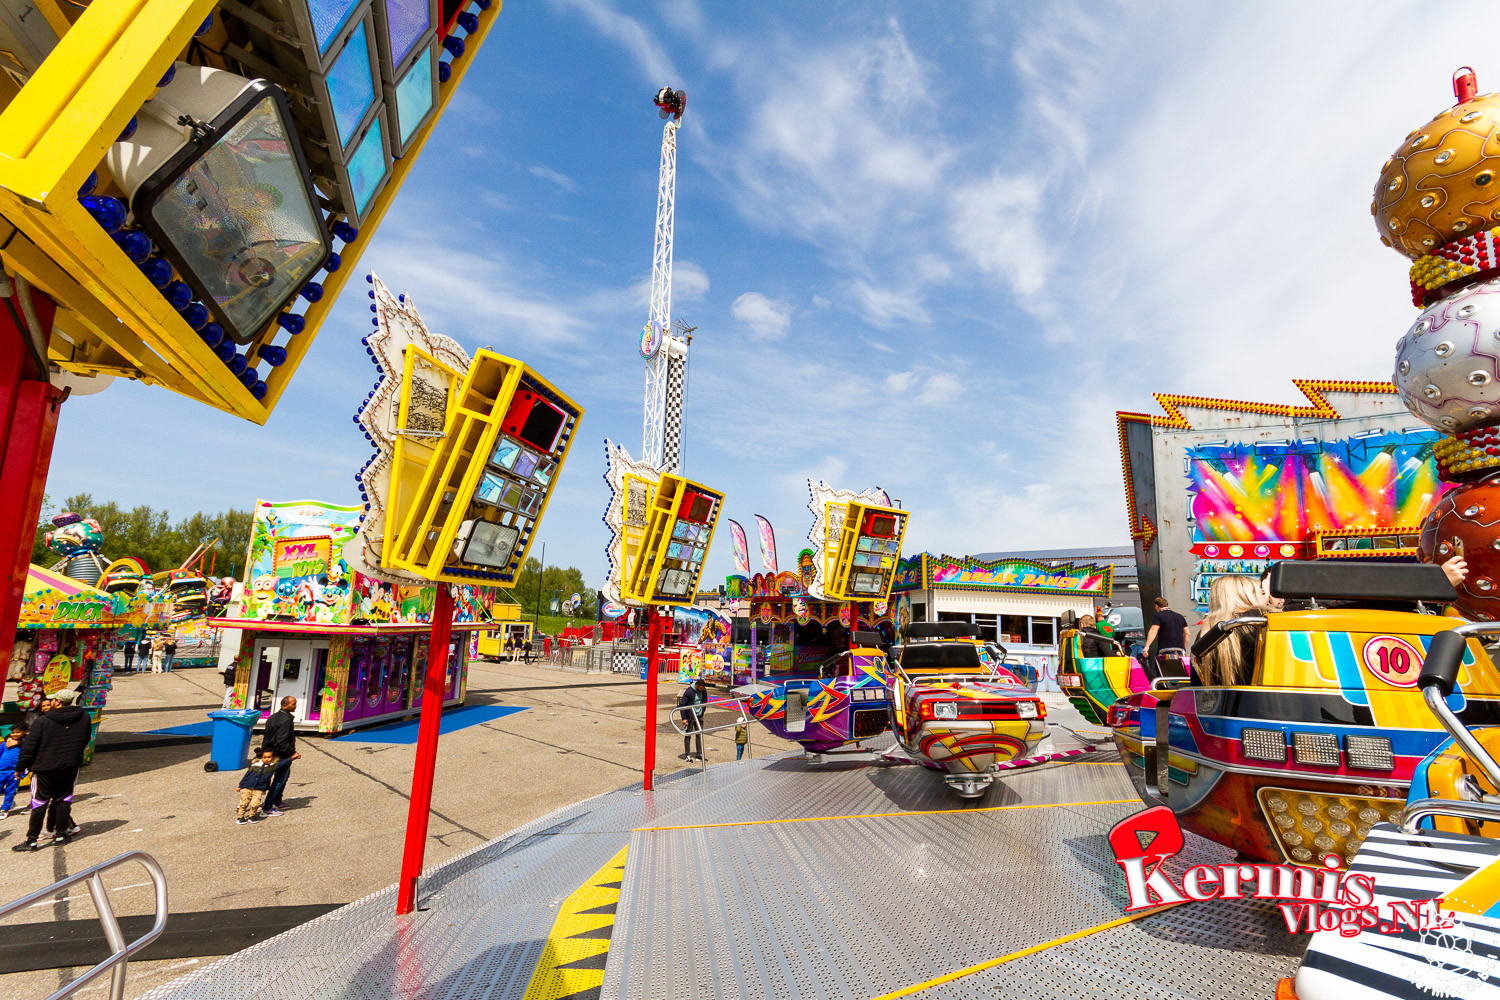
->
xmin=621 ymin=473 xmax=723 ymax=608
xmin=824 ymin=500 xmax=908 ymax=602
xmin=383 ymin=344 xmax=464 ymax=570
xmin=388 ymin=349 xmax=581 ymax=587
xmin=0 ymin=0 xmax=502 ymax=422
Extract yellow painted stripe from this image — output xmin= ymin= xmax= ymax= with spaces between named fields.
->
xmin=633 ymin=798 xmax=1137 ymax=832
xmin=1442 ymin=854 xmax=1500 ymax=915
xmin=864 ymin=903 xmax=1186 ymax=1000
xmin=521 ymin=847 xmax=627 ymax=1000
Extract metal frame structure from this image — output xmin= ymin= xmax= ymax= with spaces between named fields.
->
xmin=0 ymin=850 xmax=168 ymax=1000
xmin=642 ymin=112 xmax=681 ymax=471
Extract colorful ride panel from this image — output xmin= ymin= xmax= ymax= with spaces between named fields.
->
xmin=1056 ymin=626 xmax=1151 ymax=723
xmin=741 ymin=648 xmax=893 ymax=754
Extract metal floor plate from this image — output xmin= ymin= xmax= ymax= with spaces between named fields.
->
xmin=138 ymin=737 xmax=1301 ymax=1000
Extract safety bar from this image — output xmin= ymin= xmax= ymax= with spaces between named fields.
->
xmin=1401 ymin=797 xmax=1500 ymax=834
xmin=1189 ymin=615 xmax=1267 ymax=659
xmin=1415 ymin=621 xmax=1500 ymax=798
xmin=0 ymin=850 xmax=168 ymax=1000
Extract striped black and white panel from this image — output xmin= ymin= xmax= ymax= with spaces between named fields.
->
xmin=1297 ymin=824 xmax=1500 ymax=1000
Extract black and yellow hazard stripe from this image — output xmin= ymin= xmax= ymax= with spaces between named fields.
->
xmin=521 ymin=846 xmax=627 ymax=1000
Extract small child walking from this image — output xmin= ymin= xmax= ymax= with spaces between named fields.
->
xmin=236 ymin=748 xmax=276 ymax=824
xmin=0 ymin=725 xmax=26 ymax=817
xmin=735 ymin=723 xmax=748 ymax=761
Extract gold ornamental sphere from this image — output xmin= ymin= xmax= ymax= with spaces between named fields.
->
xmin=1375 ymin=68 xmax=1500 ymax=260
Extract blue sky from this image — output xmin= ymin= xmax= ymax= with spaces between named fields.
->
xmin=44 ymin=1 xmax=1500 ymax=590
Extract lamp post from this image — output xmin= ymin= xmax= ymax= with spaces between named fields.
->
xmin=532 ymin=540 xmax=545 ymax=624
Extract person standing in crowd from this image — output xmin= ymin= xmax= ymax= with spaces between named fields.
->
xmin=161 ymin=634 xmax=177 ymax=672
xmin=0 ymin=725 xmax=25 ymax=817
xmin=235 ymin=748 xmax=277 ymax=824
xmin=1075 ymin=614 xmax=1114 ymax=658
xmin=735 ymin=721 xmax=748 ymax=761
xmin=677 ymin=679 xmax=707 ymax=761
xmin=522 ymin=638 xmax=533 ymax=663
xmin=121 ymin=635 xmax=135 ymax=674
xmin=12 ymin=689 xmax=90 ymax=851
xmin=149 ymin=634 xmax=164 ymax=673
xmin=136 ymin=635 xmax=151 ymax=673
xmin=1145 ymin=596 xmax=1189 ymax=671
xmin=261 ymin=696 xmax=300 ymax=817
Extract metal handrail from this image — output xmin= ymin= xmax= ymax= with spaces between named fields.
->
xmin=667 ymin=695 xmax=750 ymax=737
xmin=1402 ymin=797 xmax=1500 ymax=834
xmin=0 ymin=850 xmax=168 ymax=1000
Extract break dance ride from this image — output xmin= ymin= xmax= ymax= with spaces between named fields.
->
xmin=1286 ymin=68 xmax=1500 ymax=999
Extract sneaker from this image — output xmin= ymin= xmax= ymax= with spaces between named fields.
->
xmin=10 ymin=840 xmax=37 ymax=852
xmin=63 ymin=825 xmax=80 ymax=837
xmin=262 ymin=808 xmax=283 ymax=817
xmin=236 ymin=818 xmax=247 ymax=825
xmin=51 ymin=834 xmax=70 ymax=846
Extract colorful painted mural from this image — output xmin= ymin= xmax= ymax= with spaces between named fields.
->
xmin=18 ymin=565 xmax=161 ymax=629
xmin=1186 ymin=429 xmax=1447 ymax=548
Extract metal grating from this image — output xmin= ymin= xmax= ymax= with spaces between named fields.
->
xmin=135 ymin=730 xmax=1303 ymax=1000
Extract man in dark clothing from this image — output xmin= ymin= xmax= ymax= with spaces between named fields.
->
xmin=13 ymin=689 xmax=92 ymax=850
xmin=1146 ymin=597 xmax=1190 ymax=670
xmin=261 ymin=696 xmax=300 ymax=816
xmin=136 ymin=636 xmax=151 ymax=670
xmin=121 ymin=636 xmax=135 ymax=673
xmin=677 ymin=680 xmax=707 ymax=761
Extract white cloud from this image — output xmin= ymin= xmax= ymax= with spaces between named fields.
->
xmin=730 ymin=292 xmax=793 ymax=341
xmin=948 ymin=173 xmax=1050 ymax=298
xmin=548 ymin=0 xmax=679 ymax=83
xmin=847 ymin=280 xmax=928 ymax=327
xmin=528 ymin=165 xmax=579 ymax=193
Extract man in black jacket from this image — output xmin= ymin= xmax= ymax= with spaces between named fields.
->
xmin=261 ymin=696 xmax=300 ymax=817
xmin=13 ymin=689 xmax=92 ymax=851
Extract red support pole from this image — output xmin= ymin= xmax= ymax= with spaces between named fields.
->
xmin=396 ymin=584 xmax=454 ymax=915
xmin=643 ymin=608 xmax=661 ymax=791
xmin=0 ymin=286 xmax=60 ymax=701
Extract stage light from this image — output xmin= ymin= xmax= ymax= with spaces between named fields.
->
xmin=385 ymin=37 xmax=438 ymax=156
xmin=226 ymin=0 xmax=393 ymax=225
xmin=371 ymin=0 xmax=435 ymax=78
xmin=106 ymin=64 xmax=330 ymax=345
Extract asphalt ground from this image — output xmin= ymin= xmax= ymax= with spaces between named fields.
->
xmin=0 ymin=657 xmax=799 ymax=998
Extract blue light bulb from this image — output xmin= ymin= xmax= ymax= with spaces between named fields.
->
xmin=143 ymin=255 xmax=177 ymax=287
xmin=196 ymin=14 xmax=212 ymax=35
xmin=474 ymin=0 xmax=491 ymax=10
xmin=367 ymin=289 xmax=375 ymax=299
xmin=228 ymin=352 xmax=248 ymax=375
xmin=299 ymin=282 xmax=324 ymax=303
xmin=79 ymin=195 xmax=126 ymax=233
xmin=118 ymin=116 xmax=138 ymax=142
xmin=179 ymin=301 xmax=210 ymax=329
xmin=250 ymin=380 xmax=268 ymax=400
xmin=113 ymin=229 xmax=152 ymax=263
xmin=456 ymin=11 xmax=478 ymax=32
xmin=276 ymin=313 xmax=305 ymax=335
xmin=398 ymin=294 xmax=405 ymax=303
xmin=439 ymin=61 xmax=452 ymax=83
xmin=442 ymin=35 xmax=464 ymax=57
xmin=78 ymin=171 xmax=97 ymax=197
xmin=259 ymin=345 xmax=288 ymax=367
xmin=323 ymin=252 xmax=341 ymax=272
xmin=215 ymin=340 xmax=236 ymax=363
xmin=364 ymin=272 xmax=373 ymax=283
xmin=238 ymin=367 xmax=258 ymax=388
xmin=199 ymin=322 xmax=225 ymax=348
xmin=157 ymin=64 xmax=177 ymax=88
xmin=163 ymin=280 xmax=192 ymax=309
xmin=333 ymin=222 xmax=358 ymax=242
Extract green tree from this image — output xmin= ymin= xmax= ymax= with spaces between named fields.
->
xmin=30 ymin=494 xmax=253 ymax=579
xmin=511 ymin=558 xmax=595 ymax=621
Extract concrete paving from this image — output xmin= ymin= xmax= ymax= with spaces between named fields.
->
xmin=0 ymin=658 xmax=798 ymax=998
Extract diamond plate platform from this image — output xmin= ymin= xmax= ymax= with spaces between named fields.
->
xmin=137 ymin=733 xmax=1304 ymax=1000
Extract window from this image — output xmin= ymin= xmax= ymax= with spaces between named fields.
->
xmin=1000 ymin=615 xmax=1030 ymax=643
xmin=1030 ymin=617 xmax=1056 ymax=645
xmin=911 ymin=603 xmax=925 ymax=622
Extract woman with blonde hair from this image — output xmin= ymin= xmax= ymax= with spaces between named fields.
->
xmin=1194 ymin=575 xmax=1271 ymax=687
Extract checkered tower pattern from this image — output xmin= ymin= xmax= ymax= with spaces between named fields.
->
xmin=663 ymin=350 xmax=685 ymax=473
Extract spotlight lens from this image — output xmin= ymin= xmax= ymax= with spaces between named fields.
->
xmin=142 ymin=88 xmax=329 ymax=344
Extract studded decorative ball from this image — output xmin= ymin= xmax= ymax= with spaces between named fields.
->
xmin=1375 ymin=89 xmax=1500 ymax=260
xmin=1393 ymin=280 xmax=1500 ymax=435
xmin=1419 ymin=478 xmax=1500 ymax=619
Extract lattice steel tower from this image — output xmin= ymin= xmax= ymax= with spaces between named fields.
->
xmin=640 ymin=87 xmax=687 ymax=472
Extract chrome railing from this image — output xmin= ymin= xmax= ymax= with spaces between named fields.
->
xmin=0 ymin=850 xmax=168 ymax=1000
xmin=668 ymin=694 xmax=752 ymax=771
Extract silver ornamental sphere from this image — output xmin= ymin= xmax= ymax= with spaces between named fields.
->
xmin=1394 ymin=280 xmax=1500 ymax=434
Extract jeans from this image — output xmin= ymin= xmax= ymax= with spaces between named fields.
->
xmin=264 ymin=760 xmax=291 ymax=809
xmin=736 ymin=743 xmax=745 ymax=761
xmin=162 ymin=653 xmax=175 ymax=672
xmin=0 ymin=771 xmax=16 ymax=811
xmin=682 ymin=712 xmax=702 ymax=758
xmin=27 ymin=767 xmax=77 ymax=842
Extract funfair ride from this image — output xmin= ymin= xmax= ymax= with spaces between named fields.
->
xmin=641 ymin=87 xmax=688 ymax=473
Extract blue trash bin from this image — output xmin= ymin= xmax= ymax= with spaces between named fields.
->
xmin=205 ymin=709 xmax=261 ymax=772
